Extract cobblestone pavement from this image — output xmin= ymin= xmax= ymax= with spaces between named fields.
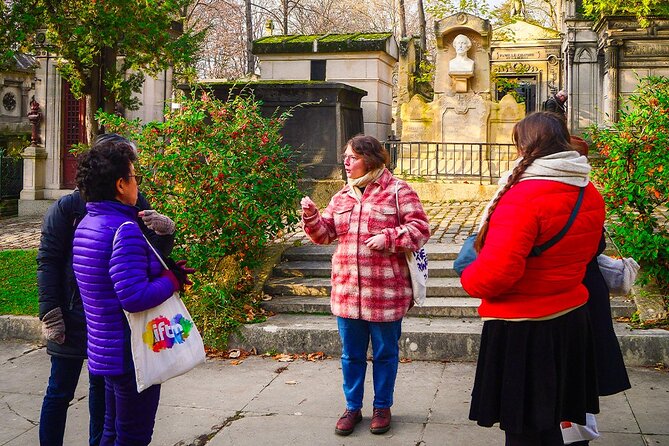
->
xmin=0 ymin=201 xmax=488 ymax=251
xmin=0 ymin=215 xmax=43 ymax=251
xmin=273 ymin=201 xmax=488 ymax=246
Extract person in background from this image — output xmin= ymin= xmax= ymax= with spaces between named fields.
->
xmin=38 ymin=134 xmax=176 ymax=446
xmin=71 ymin=134 xmax=191 ymax=446
xmin=301 ymin=135 xmax=430 ymax=437
xmin=544 ymin=90 xmax=568 ymax=121
xmin=460 ymin=112 xmax=604 ymax=446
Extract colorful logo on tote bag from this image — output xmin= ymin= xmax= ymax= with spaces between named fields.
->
xmin=142 ymin=314 xmax=195 ymax=352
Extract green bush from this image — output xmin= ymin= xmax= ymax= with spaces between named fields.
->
xmin=589 ymin=76 xmax=669 ymax=302
xmin=98 ymin=90 xmax=302 ymax=348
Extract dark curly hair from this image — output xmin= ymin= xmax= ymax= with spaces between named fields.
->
xmin=346 ymin=135 xmax=389 ymax=170
xmin=76 ymin=134 xmax=137 ymax=202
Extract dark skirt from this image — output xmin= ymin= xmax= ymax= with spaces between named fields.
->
xmin=469 ymin=305 xmax=600 ymax=434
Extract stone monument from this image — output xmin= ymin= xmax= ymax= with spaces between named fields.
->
xmin=399 ymin=13 xmax=497 ymax=144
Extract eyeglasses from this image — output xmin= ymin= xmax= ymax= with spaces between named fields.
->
xmin=128 ymin=174 xmax=143 ymax=185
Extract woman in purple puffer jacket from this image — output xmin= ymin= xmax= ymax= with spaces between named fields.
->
xmin=72 ymin=135 xmax=189 ymax=446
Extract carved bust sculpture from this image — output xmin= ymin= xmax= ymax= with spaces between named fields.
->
xmin=449 ymin=34 xmax=474 ymax=75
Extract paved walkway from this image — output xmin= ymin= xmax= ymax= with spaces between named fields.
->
xmin=0 ymin=216 xmax=43 ymax=252
xmin=0 ymin=201 xmax=487 ymax=251
xmin=1 ymin=340 xmax=668 ymax=446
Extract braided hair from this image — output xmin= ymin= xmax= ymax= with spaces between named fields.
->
xmin=474 ymin=112 xmax=574 ymax=252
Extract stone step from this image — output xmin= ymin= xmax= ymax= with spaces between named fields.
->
xmin=262 ymin=295 xmax=637 ymax=319
xmin=229 ymin=313 xmax=669 ymax=366
xmin=263 ymin=296 xmax=481 ymax=317
xmin=281 ymin=243 xmax=462 ymax=262
xmin=273 ymin=259 xmax=458 ymax=278
xmin=264 ymin=277 xmax=469 ymax=297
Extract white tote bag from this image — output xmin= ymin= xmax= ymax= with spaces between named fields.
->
xmin=394 ymin=181 xmax=428 ymax=306
xmin=115 ymin=222 xmax=206 ymax=393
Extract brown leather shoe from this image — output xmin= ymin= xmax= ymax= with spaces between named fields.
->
xmin=370 ymin=407 xmax=391 ymax=434
xmin=335 ymin=409 xmax=362 ymax=436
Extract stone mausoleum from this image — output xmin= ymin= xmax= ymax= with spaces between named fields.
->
xmin=252 ymin=32 xmax=398 ymax=142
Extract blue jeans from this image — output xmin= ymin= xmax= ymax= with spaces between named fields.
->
xmin=337 ymin=317 xmax=402 ymax=411
xmin=101 ymin=371 xmax=161 ymax=446
xmin=39 ymin=356 xmax=106 ymax=446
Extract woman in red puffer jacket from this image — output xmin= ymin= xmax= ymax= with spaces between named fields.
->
xmin=460 ymin=112 xmax=605 ymax=446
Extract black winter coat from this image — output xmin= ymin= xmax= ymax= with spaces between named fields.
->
xmin=37 ymin=190 xmax=174 ymax=358
xmin=584 ymin=232 xmax=631 ymax=396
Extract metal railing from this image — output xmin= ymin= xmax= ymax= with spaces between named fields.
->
xmin=384 ymin=140 xmax=517 ymax=184
xmin=0 ymin=157 xmax=24 ymax=199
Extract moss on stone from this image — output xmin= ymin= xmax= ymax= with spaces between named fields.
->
xmin=253 ymin=32 xmax=393 ymax=55
xmin=198 ymin=80 xmax=330 ymax=87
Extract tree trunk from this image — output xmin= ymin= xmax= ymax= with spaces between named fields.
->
xmin=398 ymin=0 xmax=407 ymax=38
xmin=85 ymin=57 xmax=102 ymax=143
xmin=282 ymin=0 xmax=289 ymax=34
xmin=417 ymin=0 xmax=427 ymax=51
xmin=101 ymin=47 xmax=117 ymax=115
xmin=245 ymin=0 xmax=254 ymax=74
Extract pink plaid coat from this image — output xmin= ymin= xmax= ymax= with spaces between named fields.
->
xmin=303 ymin=169 xmax=430 ymax=322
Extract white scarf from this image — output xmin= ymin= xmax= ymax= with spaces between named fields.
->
xmin=479 ymin=151 xmax=591 ymax=228
xmin=348 ymin=167 xmax=385 ymax=199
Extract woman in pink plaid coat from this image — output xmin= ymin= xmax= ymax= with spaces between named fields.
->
xmin=301 ymin=135 xmax=430 ymax=437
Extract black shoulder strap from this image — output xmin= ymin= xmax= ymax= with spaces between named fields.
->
xmin=530 ymin=186 xmax=586 ymax=257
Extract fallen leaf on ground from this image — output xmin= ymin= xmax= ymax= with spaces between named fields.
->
xmin=307 ymin=351 xmax=326 ymax=361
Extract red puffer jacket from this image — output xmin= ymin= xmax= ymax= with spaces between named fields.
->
xmin=461 ymin=180 xmax=605 ymax=319
xmin=303 ymin=169 xmax=431 ymax=322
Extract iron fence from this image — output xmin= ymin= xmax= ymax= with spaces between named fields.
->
xmin=0 ymin=157 xmax=23 ymax=199
xmin=383 ymin=140 xmax=517 ymax=184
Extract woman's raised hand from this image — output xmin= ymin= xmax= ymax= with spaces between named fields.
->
xmin=301 ymin=196 xmax=318 ymax=218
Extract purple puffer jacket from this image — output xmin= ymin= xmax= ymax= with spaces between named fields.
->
xmin=72 ymin=201 xmax=176 ymax=376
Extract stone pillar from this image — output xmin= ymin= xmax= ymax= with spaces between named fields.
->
xmin=20 ymin=144 xmax=48 ymax=200
xmin=604 ymin=39 xmax=621 ymax=122
xmin=21 ymin=99 xmax=47 ymax=200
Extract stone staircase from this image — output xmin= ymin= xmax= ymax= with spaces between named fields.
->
xmin=229 ymin=243 xmax=669 ymax=366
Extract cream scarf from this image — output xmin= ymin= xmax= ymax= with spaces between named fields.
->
xmin=479 ymin=150 xmax=591 ymax=228
xmin=348 ymin=167 xmax=385 ymax=199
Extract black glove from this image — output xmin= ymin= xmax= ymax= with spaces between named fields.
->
xmin=164 ymin=258 xmax=195 ymax=291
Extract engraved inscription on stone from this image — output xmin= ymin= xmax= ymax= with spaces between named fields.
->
xmin=624 ymin=43 xmax=669 ymax=57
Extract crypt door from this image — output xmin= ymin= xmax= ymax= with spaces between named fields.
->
xmin=495 ymin=75 xmax=538 ymax=115
xmin=61 ymin=81 xmax=86 ymax=189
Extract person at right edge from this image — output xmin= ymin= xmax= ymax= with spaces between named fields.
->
xmin=560 ymin=136 xmax=631 ymax=446
xmin=460 ymin=112 xmax=604 ymax=446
